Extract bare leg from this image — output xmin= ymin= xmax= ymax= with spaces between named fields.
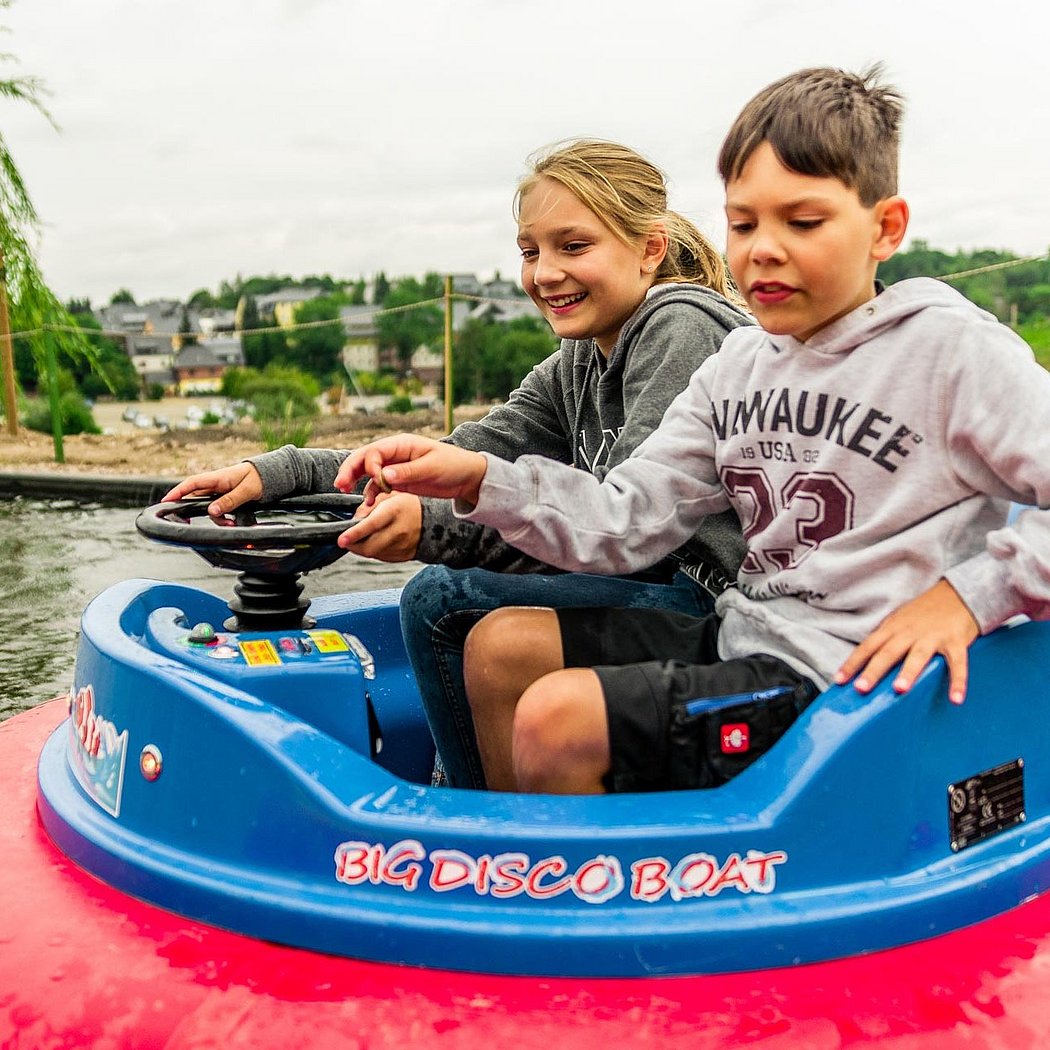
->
xmin=463 ymin=607 xmax=564 ymax=791
xmin=512 ymin=668 xmax=610 ymax=794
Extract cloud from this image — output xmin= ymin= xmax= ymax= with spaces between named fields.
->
xmin=3 ymin=0 xmax=1047 ymax=304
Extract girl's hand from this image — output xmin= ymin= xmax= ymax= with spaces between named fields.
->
xmin=834 ymin=579 xmax=980 ymax=705
xmin=337 ymin=492 xmax=422 ymax=560
xmin=335 ymin=435 xmax=488 ymax=506
xmin=160 ymin=463 xmax=264 ymax=518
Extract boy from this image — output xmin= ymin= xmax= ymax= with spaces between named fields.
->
xmin=336 ymin=66 xmax=1050 ymax=795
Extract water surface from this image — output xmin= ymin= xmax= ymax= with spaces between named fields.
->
xmin=0 ymin=497 xmax=421 ymax=720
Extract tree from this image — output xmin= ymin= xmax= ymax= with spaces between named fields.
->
xmin=452 ymin=315 xmax=556 ymax=404
xmin=0 ymin=5 xmax=97 ymax=457
xmin=240 ymin=296 xmax=289 ymax=370
xmin=65 ymin=314 xmax=139 ymax=400
xmin=109 ymin=288 xmax=136 ymax=305
xmin=372 ymin=271 xmax=391 ymax=305
xmin=376 ymin=274 xmax=444 ymax=374
xmin=290 ymin=296 xmax=344 ymax=381
xmin=178 ymin=306 xmax=198 ymax=347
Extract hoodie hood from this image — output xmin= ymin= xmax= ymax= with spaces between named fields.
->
xmin=768 ymin=277 xmax=984 ymax=357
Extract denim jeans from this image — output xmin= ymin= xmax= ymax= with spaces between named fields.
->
xmin=398 ymin=564 xmax=715 ymax=789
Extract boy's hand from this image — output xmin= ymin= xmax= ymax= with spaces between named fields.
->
xmin=335 ymin=435 xmax=488 ymax=506
xmin=160 ymin=463 xmax=263 ymax=519
xmin=835 ymin=579 xmax=979 ymax=705
xmin=336 ymin=492 xmax=422 ymax=559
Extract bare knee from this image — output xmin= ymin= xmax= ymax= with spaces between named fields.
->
xmin=512 ymin=669 xmax=610 ymax=794
xmin=464 ymin=607 xmax=562 ymax=697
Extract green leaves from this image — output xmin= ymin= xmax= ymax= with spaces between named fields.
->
xmin=0 ymin=9 xmax=96 ymax=446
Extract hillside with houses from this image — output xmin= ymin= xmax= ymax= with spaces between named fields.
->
xmin=90 ymin=273 xmax=541 ymax=399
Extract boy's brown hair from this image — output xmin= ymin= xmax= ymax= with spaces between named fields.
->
xmin=717 ymin=65 xmax=904 ymax=206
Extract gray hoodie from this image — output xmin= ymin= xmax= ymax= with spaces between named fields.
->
xmin=249 ymin=283 xmax=752 ymax=583
xmin=456 ymin=278 xmax=1050 ymax=688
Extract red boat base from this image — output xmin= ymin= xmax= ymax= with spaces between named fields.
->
xmin=3 ymin=699 xmax=1050 ymax=1049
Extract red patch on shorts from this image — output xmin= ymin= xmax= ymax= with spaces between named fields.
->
xmin=721 ymin=723 xmax=750 ymax=753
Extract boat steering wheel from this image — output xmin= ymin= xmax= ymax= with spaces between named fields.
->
xmin=136 ymin=494 xmax=363 ymax=574
xmin=136 ymin=495 xmax=365 ymax=629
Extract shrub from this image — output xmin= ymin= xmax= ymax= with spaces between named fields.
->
xmin=1019 ymin=318 xmax=1050 ymax=371
xmin=23 ymin=393 xmax=101 ymax=436
xmin=247 ymin=384 xmax=319 ymax=421
xmin=238 ymin=365 xmax=320 ymax=422
xmin=385 ymin=394 xmax=414 ymax=414
xmin=352 ymin=370 xmax=398 ymax=396
xmin=257 ymin=398 xmax=313 ymax=450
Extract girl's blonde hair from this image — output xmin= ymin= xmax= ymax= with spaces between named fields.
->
xmin=514 ymin=139 xmax=741 ymax=304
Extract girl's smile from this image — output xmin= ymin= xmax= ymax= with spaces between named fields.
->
xmin=545 ymin=291 xmax=589 ymax=313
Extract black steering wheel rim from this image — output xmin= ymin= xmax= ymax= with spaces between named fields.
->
xmin=136 ymin=494 xmax=365 ymax=549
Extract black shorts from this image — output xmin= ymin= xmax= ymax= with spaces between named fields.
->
xmin=557 ymin=607 xmax=817 ymax=793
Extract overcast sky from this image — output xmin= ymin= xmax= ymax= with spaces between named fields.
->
xmin=3 ymin=0 xmax=1047 ymax=306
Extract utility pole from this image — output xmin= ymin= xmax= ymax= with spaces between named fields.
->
xmin=443 ymin=274 xmax=454 ymax=435
xmin=0 ymin=248 xmax=18 ymax=436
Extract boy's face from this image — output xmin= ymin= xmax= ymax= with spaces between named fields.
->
xmin=724 ymin=142 xmax=899 ymax=342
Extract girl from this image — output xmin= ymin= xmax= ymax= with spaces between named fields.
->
xmin=163 ymin=139 xmax=751 ymax=788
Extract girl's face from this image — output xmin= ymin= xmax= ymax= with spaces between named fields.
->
xmin=517 ymin=177 xmax=664 ymax=354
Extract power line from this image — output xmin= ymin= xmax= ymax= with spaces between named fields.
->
xmin=8 ymin=253 xmax=1050 ymax=342
xmin=6 ymin=293 xmax=472 ymax=342
xmin=936 ymin=251 xmax=1050 ymax=283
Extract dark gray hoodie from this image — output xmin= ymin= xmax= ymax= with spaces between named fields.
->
xmin=249 ymin=283 xmax=751 ymax=586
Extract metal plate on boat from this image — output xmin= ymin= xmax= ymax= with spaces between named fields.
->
xmin=948 ymin=758 xmax=1025 ymax=852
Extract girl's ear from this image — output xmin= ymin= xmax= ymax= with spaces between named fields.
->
xmin=872 ymin=196 xmax=909 ymax=262
xmin=642 ymin=225 xmax=670 ymax=274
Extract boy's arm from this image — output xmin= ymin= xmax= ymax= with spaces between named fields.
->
xmin=841 ymin=319 xmax=1050 ymax=704
xmin=336 ymin=437 xmax=488 ymax=509
xmin=835 ymin=580 xmax=979 ymax=705
xmin=337 ymin=368 xmax=729 ymax=574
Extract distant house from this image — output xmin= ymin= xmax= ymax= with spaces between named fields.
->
xmin=194 ymin=308 xmax=238 ymax=338
xmin=339 ymin=274 xmax=540 ymax=387
xmin=408 ymin=343 xmax=445 ymax=386
xmin=96 ymin=299 xmax=186 ymax=391
xmin=95 ymin=298 xmax=244 ymax=394
xmin=481 ymin=276 xmax=521 ymax=301
xmin=340 ymin=304 xmax=381 ymax=373
xmin=340 ymin=303 xmax=448 ymax=384
xmin=451 ymin=273 xmax=483 ymax=298
xmin=466 ymin=297 xmax=542 ymax=325
xmin=173 ymin=338 xmax=245 ymax=394
xmin=251 ymin=288 xmax=324 ymax=328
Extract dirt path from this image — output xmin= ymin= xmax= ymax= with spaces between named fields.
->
xmin=0 ymin=406 xmax=487 ymax=480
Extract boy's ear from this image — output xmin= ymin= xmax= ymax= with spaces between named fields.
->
xmin=642 ymin=225 xmax=670 ymax=273
xmin=872 ymin=196 xmax=909 ymax=262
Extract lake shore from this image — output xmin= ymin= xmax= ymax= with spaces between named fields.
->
xmin=0 ymin=405 xmax=487 ymax=483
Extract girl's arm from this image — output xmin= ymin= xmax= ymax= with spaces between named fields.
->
xmin=247 ymin=445 xmax=350 ymax=498
xmin=443 ymin=347 xmax=572 ymax=462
